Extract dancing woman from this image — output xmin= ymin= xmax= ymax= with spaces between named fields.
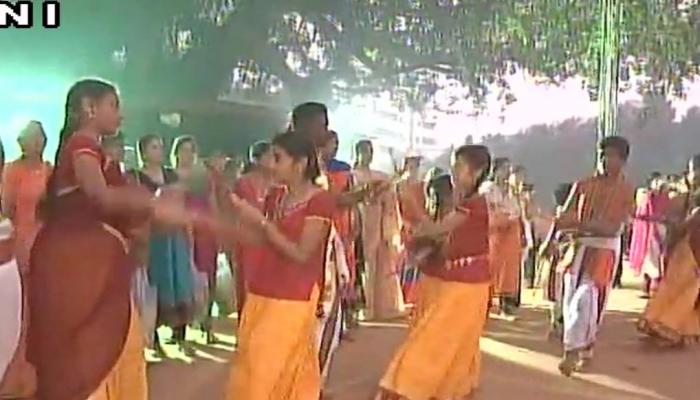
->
xmin=376 ymin=145 xmax=492 ymax=400
xmin=27 ymin=79 xmax=190 ymax=400
xmin=225 ymin=131 xmax=336 ymax=399
xmin=638 ymin=155 xmax=700 ymax=346
xmin=231 ymin=141 xmax=274 ymax=319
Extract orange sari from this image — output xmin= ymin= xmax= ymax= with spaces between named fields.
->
xmin=481 ymin=182 xmax=522 ymax=297
xmin=397 ymin=180 xmax=427 ymax=304
xmin=638 ymin=223 xmax=700 ymax=346
xmin=379 ymin=195 xmax=491 ymax=399
xmin=1 ymin=160 xmax=51 ymax=268
xmin=227 ymin=189 xmax=335 ymax=399
xmin=0 ymin=160 xmax=50 ymax=399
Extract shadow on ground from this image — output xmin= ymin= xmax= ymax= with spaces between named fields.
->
xmin=149 ymin=288 xmax=700 ymax=400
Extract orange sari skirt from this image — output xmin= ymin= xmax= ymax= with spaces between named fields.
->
xmin=379 ymin=277 xmax=490 ymax=399
xmin=227 ymin=287 xmax=321 ymax=400
xmin=490 ymin=220 xmax=522 ymax=297
xmin=638 ymin=235 xmax=700 ymax=346
xmin=88 ymin=304 xmax=148 ymax=400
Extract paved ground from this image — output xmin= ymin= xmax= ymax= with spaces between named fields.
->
xmin=149 ymin=281 xmax=700 ymax=400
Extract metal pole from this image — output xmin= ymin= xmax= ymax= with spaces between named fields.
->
xmin=596 ymin=0 xmax=622 ymax=142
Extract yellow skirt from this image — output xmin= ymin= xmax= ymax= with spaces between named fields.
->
xmin=409 ymin=275 xmax=443 ymax=326
xmin=228 ymin=288 xmax=321 ymax=400
xmin=638 ymin=236 xmax=700 ymax=346
xmin=88 ymin=304 xmax=148 ymax=400
xmin=380 ymin=279 xmax=490 ymax=400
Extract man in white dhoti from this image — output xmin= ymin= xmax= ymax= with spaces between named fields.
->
xmin=554 ymin=137 xmax=635 ymax=376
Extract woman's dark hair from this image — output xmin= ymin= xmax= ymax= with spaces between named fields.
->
xmin=353 ymin=139 xmax=372 ymax=168
xmin=490 ymin=157 xmax=510 ymax=178
xmin=242 ymin=140 xmax=271 ymax=174
xmin=424 ymin=167 xmax=445 ymax=185
xmin=599 ymin=136 xmax=630 ymax=161
xmin=554 ymin=183 xmax=573 ymax=207
xmin=426 ymin=174 xmax=453 ymax=221
xmin=54 ymin=79 xmax=117 ymax=166
xmin=0 ymin=138 xmax=5 ymax=179
xmin=137 ymin=133 xmax=161 ymax=166
xmin=454 ymin=144 xmax=492 ymax=195
xmin=355 ymin=139 xmax=372 ymax=154
xmin=272 ymin=130 xmax=320 ymax=182
xmin=102 ymin=131 xmax=124 ymax=148
xmin=292 ymin=102 xmax=328 ymax=128
xmin=249 ymin=141 xmax=271 ymax=163
xmin=689 ymin=154 xmax=700 ymax=171
xmin=171 ymin=135 xmax=197 ymax=167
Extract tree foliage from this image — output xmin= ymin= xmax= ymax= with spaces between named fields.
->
xmin=7 ymin=0 xmax=700 ymax=108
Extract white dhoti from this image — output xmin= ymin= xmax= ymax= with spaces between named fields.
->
xmin=317 ymin=228 xmax=349 ymax=382
xmin=562 ymin=236 xmax=621 ymax=352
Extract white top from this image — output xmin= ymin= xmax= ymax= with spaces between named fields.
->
xmin=0 ymin=219 xmax=21 ymax=379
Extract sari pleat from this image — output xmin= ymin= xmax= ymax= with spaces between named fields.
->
xmin=379 ymin=280 xmax=490 ymax=400
xmin=228 ymin=287 xmax=321 ymax=400
xmin=638 ymin=235 xmax=700 ymax=346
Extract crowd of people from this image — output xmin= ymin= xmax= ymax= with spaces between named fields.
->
xmin=0 ymin=77 xmax=698 ymax=400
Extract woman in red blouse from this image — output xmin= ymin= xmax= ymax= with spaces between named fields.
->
xmin=27 ymin=79 xmax=191 ymax=400
xmin=225 ymin=131 xmax=336 ymax=399
xmin=376 ymin=145 xmax=492 ymax=400
xmin=231 ymin=140 xmax=274 ymax=320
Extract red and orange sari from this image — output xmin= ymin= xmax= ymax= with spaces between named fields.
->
xmin=227 ymin=188 xmax=335 ymax=399
xmin=378 ymin=195 xmax=491 ymax=399
xmin=397 ymin=179 xmax=427 ymax=304
xmin=27 ymin=135 xmax=147 ymax=400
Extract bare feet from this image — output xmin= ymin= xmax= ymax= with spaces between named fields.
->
xmin=558 ymin=351 xmax=579 ymax=377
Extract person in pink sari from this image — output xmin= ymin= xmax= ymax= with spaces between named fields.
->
xmin=629 ymin=173 xmax=670 ymax=298
xmin=353 ymin=140 xmax=404 ymax=321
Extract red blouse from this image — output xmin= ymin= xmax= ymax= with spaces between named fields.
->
xmin=326 ymin=170 xmax=353 ymax=240
xmin=422 ymin=195 xmax=491 ymax=283
xmin=247 ymin=187 xmax=335 ymax=301
xmin=232 ymin=175 xmax=269 ymax=272
xmin=49 ymin=135 xmax=127 ymax=232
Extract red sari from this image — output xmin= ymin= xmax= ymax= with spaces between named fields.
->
xmin=227 ymin=188 xmax=335 ymax=399
xmin=27 ymin=135 xmax=145 ymax=400
xmin=325 ymin=170 xmax=356 ymax=292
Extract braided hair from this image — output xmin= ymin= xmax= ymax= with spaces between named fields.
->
xmin=454 ymin=145 xmax=492 ymax=197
